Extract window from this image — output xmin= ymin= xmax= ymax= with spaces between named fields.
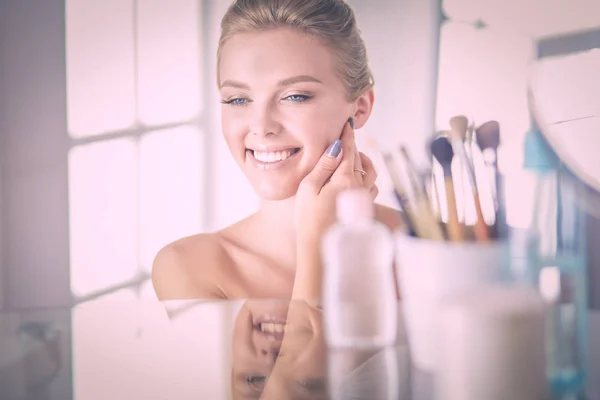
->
xmin=66 ymin=0 xmax=204 ymax=299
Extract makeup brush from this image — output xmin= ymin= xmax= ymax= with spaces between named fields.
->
xmin=449 ymin=116 xmax=490 ymax=242
xmin=399 ymin=146 xmax=445 ymax=229
xmin=383 ymin=153 xmax=444 ymax=240
xmin=430 ymin=136 xmax=463 ymax=241
xmin=465 ymin=119 xmax=476 ymax=163
xmin=475 ymin=120 xmax=506 ymax=238
xmin=429 ymin=132 xmax=446 ymax=218
xmin=382 ymin=153 xmax=418 ymax=235
xmin=399 ymin=146 xmax=427 ymax=200
xmin=430 ymin=170 xmax=442 ymax=217
xmin=467 ymin=119 xmax=475 ymax=143
xmin=362 ymin=136 xmax=415 ymax=230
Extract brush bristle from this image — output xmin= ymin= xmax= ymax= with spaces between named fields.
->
xmin=449 ymin=115 xmax=469 ymax=138
xmin=475 ymin=120 xmax=500 ymax=150
xmin=430 ymin=136 xmax=454 ymax=167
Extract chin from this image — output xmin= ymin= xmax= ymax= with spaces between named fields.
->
xmin=252 ymin=180 xmax=299 ymax=201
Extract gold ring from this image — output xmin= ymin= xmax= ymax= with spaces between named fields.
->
xmin=354 ymin=168 xmax=367 ymax=176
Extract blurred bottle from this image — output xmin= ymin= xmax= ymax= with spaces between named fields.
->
xmin=322 ymin=188 xmax=398 ymax=348
xmin=523 ymin=122 xmax=589 ymax=399
xmin=327 ymin=347 xmax=404 ymax=400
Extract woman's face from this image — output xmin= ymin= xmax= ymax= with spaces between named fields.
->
xmin=218 ymin=28 xmax=355 ymax=200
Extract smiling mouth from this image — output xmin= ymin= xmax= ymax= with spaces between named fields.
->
xmin=259 ymin=321 xmax=287 ymax=333
xmin=247 ymin=148 xmax=301 ymax=163
xmin=254 ymin=320 xmax=288 ymax=340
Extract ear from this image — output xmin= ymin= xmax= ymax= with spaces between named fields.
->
xmin=352 ymin=89 xmax=374 ymax=129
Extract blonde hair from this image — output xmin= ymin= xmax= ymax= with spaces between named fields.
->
xmin=217 ymin=0 xmax=374 ymax=101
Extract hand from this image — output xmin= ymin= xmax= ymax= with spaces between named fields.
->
xmin=295 ymin=119 xmax=378 ymax=248
xmin=292 ymin=120 xmax=378 ymax=301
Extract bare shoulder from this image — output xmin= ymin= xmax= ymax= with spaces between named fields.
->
xmin=151 ymin=232 xmax=233 ymax=301
xmin=374 ymin=203 xmax=404 ymax=232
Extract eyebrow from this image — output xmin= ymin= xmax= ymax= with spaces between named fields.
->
xmin=220 ymin=75 xmax=323 ymax=89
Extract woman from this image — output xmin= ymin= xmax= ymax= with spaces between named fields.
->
xmin=152 ymin=0 xmax=402 ymax=301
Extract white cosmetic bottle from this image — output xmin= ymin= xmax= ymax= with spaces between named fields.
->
xmin=322 ymin=188 xmax=398 ymax=348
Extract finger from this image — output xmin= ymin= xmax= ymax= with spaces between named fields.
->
xmin=353 ymin=152 xmax=364 ymax=181
xmin=359 ymin=152 xmax=377 ymax=188
xmin=369 ymin=184 xmax=379 ymax=200
xmin=301 ymin=139 xmax=343 ymax=193
xmin=336 ymin=119 xmax=357 ymax=175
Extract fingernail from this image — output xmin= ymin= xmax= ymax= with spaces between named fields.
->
xmin=348 ymin=117 xmax=355 ymax=130
xmin=327 ymin=139 xmax=342 ymax=158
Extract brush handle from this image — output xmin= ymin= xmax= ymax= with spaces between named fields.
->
xmin=430 ymin=171 xmax=442 ymax=217
xmin=395 ymin=189 xmax=444 ymax=241
xmin=392 ymin=190 xmax=418 ymax=235
xmin=384 ymin=154 xmax=444 ymax=240
xmin=450 ymin=134 xmax=491 ymax=241
xmin=450 ymin=136 xmax=477 ymax=195
xmin=494 ymin=173 xmax=508 ymax=239
xmin=415 ymin=197 xmax=445 ymax=241
xmin=399 ymin=148 xmax=426 ymax=199
xmin=444 ymin=177 xmax=464 ymax=241
xmin=485 ymin=161 xmax=507 ymax=239
xmin=472 ymin=192 xmax=491 ymax=242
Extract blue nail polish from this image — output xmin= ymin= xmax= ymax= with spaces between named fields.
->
xmin=327 ymin=139 xmax=342 ymax=158
xmin=348 ymin=118 xmax=355 ymax=130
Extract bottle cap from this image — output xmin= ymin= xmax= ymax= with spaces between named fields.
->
xmin=336 ymin=188 xmax=374 ymax=223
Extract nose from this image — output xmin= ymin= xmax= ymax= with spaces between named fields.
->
xmin=255 ymin=340 xmax=282 ymax=365
xmin=250 ymin=102 xmax=283 ymax=137
xmin=260 ymin=348 xmax=280 ymax=362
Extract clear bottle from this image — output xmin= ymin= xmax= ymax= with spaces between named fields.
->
xmin=523 ymin=123 xmax=589 ymax=399
xmin=327 ymin=347 xmax=402 ymax=400
xmin=322 ymin=188 xmax=398 ymax=348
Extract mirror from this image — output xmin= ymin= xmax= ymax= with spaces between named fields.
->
xmin=529 ymin=47 xmax=600 ymax=205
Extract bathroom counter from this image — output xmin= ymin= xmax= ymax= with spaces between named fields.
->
xmin=0 ymin=297 xmax=598 ymax=400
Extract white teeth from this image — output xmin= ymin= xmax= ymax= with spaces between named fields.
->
xmin=260 ymin=322 xmax=287 ymax=333
xmin=253 ymin=150 xmax=294 ymax=163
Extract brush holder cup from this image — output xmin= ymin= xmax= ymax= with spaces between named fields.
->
xmin=394 ymin=233 xmax=509 ymax=371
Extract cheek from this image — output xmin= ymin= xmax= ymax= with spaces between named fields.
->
xmin=290 ymin=114 xmax=344 ymax=179
xmin=294 ymin=108 xmax=345 ymax=154
xmin=221 ymin=112 xmax=245 ymax=152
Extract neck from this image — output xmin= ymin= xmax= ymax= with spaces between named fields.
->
xmin=256 ymin=196 xmax=298 ymax=266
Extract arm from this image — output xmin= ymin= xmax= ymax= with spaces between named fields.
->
xmin=375 ymin=204 xmax=404 ymax=232
xmin=291 ymin=237 xmax=323 ymax=304
xmin=292 ymin=120 xmax=379 ymax=304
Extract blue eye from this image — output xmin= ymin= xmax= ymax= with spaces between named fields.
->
xmin=285 ymin=94 xmax=312 ymax=102
xmin=221 ymin=97 xmax=248 ymax=106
